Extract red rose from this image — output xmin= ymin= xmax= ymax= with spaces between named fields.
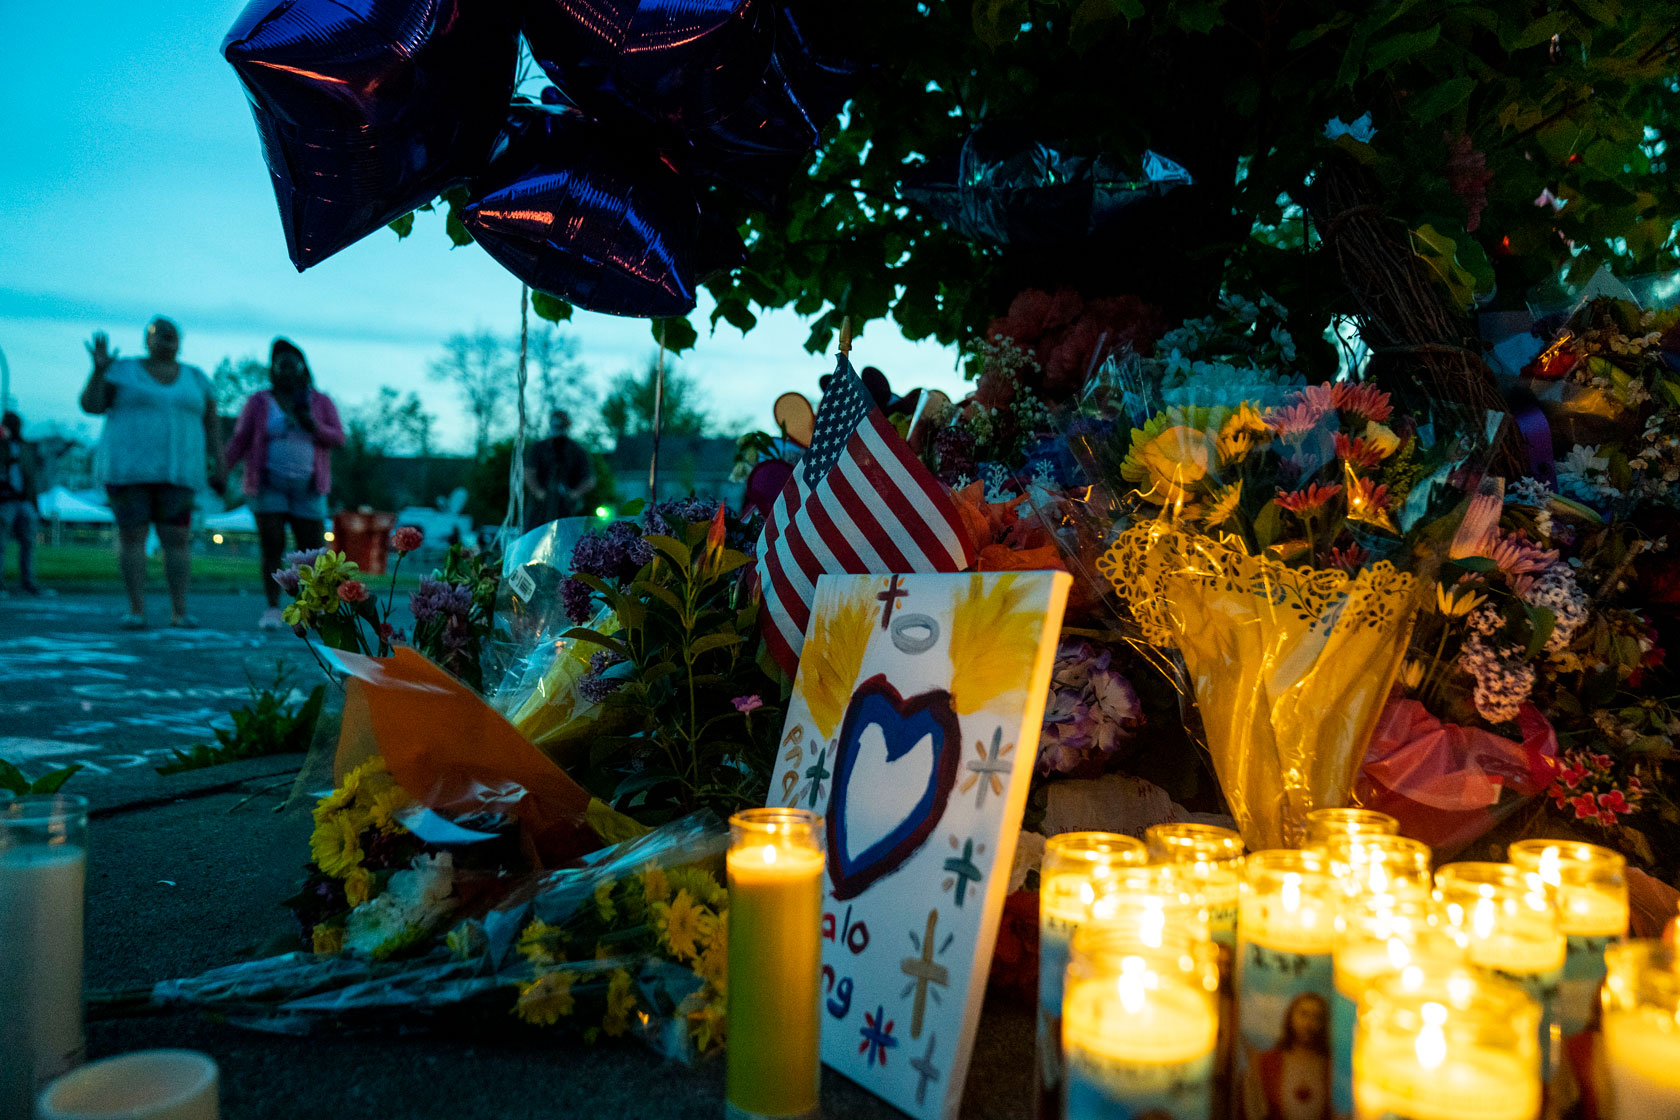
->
xmin=337 ymin=580 xmax=369 ymax=603
xmin=391 ymin=526 xmax=424 ymax=553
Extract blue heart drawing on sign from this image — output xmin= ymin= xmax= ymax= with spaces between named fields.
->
xmin=826 ymin=673 xmax=961 ymax=901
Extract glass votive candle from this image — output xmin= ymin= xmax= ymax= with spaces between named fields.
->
xmin=1508 ymin=838 xmax=1628 ymax=1039
xmin=1304 ymin=807 xmax=1399 ymax=847
xmin=1062 ymin=923 xmax=1220 ymax=1120
xmin=1322 ymin=833 xmax=1433 ymax=910
xmin=0 ymin=794 xmax=89 ymax=1120
xmin=1602 ymin=940 xmax=1680 ymax=1117
xmin=1145 ymin=821 xmax=1244 ymax=947
xmin=1354 ymin=967 xmax=1542 ymax=1120
xmin=36 ymin=1049 xmax=218 ymax=1120
xmin=1236 ymin=849 xmax=1339 ymax=1120
xmin=1037 ymin=832 xmax=1149 ymax=1120
xmin=726 ymin=808 xmax=825 ymax=1120
xmin=1331 ymin=900 xmax=1466 ymax=1120
xmin=1435 ymin=861 xmax=1565 ymax=1082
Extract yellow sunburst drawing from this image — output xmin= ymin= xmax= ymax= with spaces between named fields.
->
xmin=948 ymin=573 xmax=1042 ymax=715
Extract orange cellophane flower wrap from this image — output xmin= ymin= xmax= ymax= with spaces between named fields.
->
xmin=1097 ymin=523 xmax=1421 ymax=848
xmin=331 ymin=647 xmax=604 ymax=867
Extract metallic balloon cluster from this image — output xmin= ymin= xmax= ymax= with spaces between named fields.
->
xmin=224 ymin=0 xmax=856 ymax=317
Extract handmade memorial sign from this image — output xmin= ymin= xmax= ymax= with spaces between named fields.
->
xmin=770 ymin=570 xmax=1070 ymax=1120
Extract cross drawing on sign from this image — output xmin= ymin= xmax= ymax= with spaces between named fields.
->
xmin=941 ymin=837 xmax=984 ymax=907
xmin=910 ymin=1033 xmax=941 ymax=1106
xmin=959 ymin=727 xmax=1014 ymax=809
xmin=803 ymin=743 xmax=833 ymax=809
xmin=899 ymin=909 xmax=949 ymax=1040
xmin=876 ymin=573 xmax=909 ymax=629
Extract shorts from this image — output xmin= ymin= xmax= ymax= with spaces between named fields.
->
xmin=250 ymin=475 xmax=328 ymax=520
xmin=106 ymin=483 xmax=195 ymax=529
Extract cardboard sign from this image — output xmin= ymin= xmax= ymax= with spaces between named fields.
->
xmin=769 ymin=571 xmax=1070 ymax=1119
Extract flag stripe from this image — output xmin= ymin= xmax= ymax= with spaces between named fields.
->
xmin=865 ymin=413 xmax=975 ymax=564
xmin=849 ymin=420 xmax=954 ymax=569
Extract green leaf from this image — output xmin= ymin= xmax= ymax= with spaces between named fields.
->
xmin=644 ymin=534 xmax=693 ymax=570
xmin=1288 ymin=12 xmax=1352 ymax=49
xmin=1252 ymin=501 xmax=1283 ymax=549
xmin=444 ymin=212 xmax=474 ymax=247
xmin=1452 ymin=556 xmax=1498 ymax=572
xmin=1366 ymin=25 xmax=1439 ymax=71
xmin=1524 ymin=606 xmax=1557 ymax=659
xmin=531 ymin=291 xmax=573 ymax=323
xmin=711 ymin=298 xmax=758 ymax=335
xmin=654 ymin=316 xmax=698 ymax=354
xmin=1412 ymin=77 xmax=1475 ymax=121
xmin=620 ymin=499 xmax=646 ymax=516
xmin=1505 ymin=11 xmax=1568 ymax=50
xmin=632 ymin=579 xmax=686 ymax=614
xmin=688 ymin=633 xmax=743 ymax=658
xmin=387 ymin=212 xmax=415 ymax=238
xmin=29 ymin=765 xmax=82 ymax=795
xmin=0 ymin=759 xmax=28 ymax=795
xmin=561 ymin=628 xmax=633 ymax=660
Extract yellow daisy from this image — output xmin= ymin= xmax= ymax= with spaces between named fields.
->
xmin=514 ymin=970 xmax=576 ymax=1026
xmin=343 ymin=866 xmax=375 ymax=907
xmin=668 ymin=867 xmax=726 ymax=909
xmin=603 ymin=968 xmax=636 ymax=1037
xmin=1204 ymin=481 xmax=1243 ymax=528
xmin=698 ymin=912 xmax=728 ymax=998
xmin=658 ymin=890 xmax=707 ymax=962
xmin=517 ymin=920 xmax=563 ymax=966
xmin=311 ymin=924 xmax=344 ymax=955
xmin=366 ymin=783 xmax=413 ymax=834
xmin=1217 ymin=404 xmax=1271 ymax=464
xmin=593 ymin=880 xmax=618 ymax=923
xmin=309 ymin=811 xmax=362 ymax=879
xmin=689 ymin=997 xmax=727 ymax=1053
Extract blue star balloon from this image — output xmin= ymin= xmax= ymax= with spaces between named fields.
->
xmin=463 ymin=105 xmax=733 ymax=317
xmin=224 ymin=0 xmax=520 ymax=269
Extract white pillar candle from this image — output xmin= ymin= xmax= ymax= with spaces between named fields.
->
xmin=0 ymin=796 xmax=87 ymax=1120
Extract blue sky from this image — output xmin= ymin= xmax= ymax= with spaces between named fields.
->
xmin=0 ymin=2 xmax=964 ymax=452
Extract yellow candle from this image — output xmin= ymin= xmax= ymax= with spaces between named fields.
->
xmin=1508 ymin=839 xmax=1628 ymax=1038
xmin=1435 ymin=862 xmax=1565 ymax=1081
xmin=1331 ymin=903 xmax=1465 ymax=1119
xmin=1037 ymin=832 xmax=1148 ymax=1120
xmin=1353 ymin=969 xmax=1541 ymax=1120
xmin=1062 ymin=926 xmax=1218 ymax=1120
xmin=1304 ymin=807 xmax=1398 ymax=847
xmin=1602 ymin=940 xmax=1680 ymax=1118
xmin=1321 ymin=833 xmax=1432 ymax=908
xmin=1146 ymin=821 xmax=1244 ymax=947
xmin=726 ymin=809 xmax=824 ymax=1119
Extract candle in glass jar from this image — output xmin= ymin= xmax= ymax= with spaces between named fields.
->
xmin=1062 ymin=925 xmax=1219 ymax=1120
xmin=1303 ymin=808 xmax=1398 ymax=847
xmin=1508 ymin=839 xmax=1627 ymax=1039
xmin=1435 ymin=861 xmax=1565 ymax=1082
xmin=1601 ymin=940 xmax=1680 ymax=1118
xmin=726 ymin=808 xmax=825 ymax=1119
xmin=0 ymin=795 xmax=88 ymax=1120
xmin=1037 ymin=832 xmax=1149 ymax=1120
xmin=1321 ymin=833 xmax=1432 ymax=908
xmin=1353 ymin=968 xmax=1541 ymax=1120
xmin=1146 ymin=821 xmax=1244 ymax=948
xmin=1236 ymin=849 xmax=1338 ymax=1120
xmin=1331 ymin=902 xmax=1464 ymax=1120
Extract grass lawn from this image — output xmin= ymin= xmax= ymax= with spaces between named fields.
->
xmin=5 ymin=541 xmax=428 ymax=592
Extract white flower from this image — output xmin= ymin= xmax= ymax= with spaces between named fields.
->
xmin=1562 ymin=444 xmax=1609 ymax=476
xmin=1325 ymin=112 xmax=1377 ymax=143
xmin=345 ymin=852 xmax=456 ymax=959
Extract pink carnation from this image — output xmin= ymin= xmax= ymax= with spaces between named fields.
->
xmin=337 ymin=580 xmax=370 ymax=604
xmin=392 ymin=526 xmax=424 ymax=553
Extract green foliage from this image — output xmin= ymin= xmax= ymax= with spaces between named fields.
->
xmin=0 ymin=760 xmax=82 ymax=796
xmin=531 ymin=290 xmax=573 ymax=323
xmin=156 ymin=665 xmax=325 ymax=775
xmin=409 ymin=542 xmax=501 ymax=694
xmin=566 ymin=516 xmax=779 ymax=822
xmin=593 ymin=361 xmax=713 ymax=446
xmin=211 ymin=355 xmax=269 ymax=416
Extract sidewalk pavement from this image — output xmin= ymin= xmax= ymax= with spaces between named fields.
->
xmin=4 ymin=595 xmax=1034 ymax=1119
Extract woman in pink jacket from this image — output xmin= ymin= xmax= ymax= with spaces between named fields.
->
xmin=224 ymin=338 xmax=345 ymax=629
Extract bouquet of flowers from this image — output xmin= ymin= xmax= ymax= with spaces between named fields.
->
xmin=1067 ymin=299 xmax=1491 ymax=847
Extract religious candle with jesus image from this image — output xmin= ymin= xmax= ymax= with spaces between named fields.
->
xmin=1236 ymin=850 xmax=1337 ymax=1120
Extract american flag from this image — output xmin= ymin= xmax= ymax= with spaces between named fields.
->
xmin=757 ymin=353 xmax=976 ymax=674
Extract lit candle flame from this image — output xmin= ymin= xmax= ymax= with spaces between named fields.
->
xmin=762 ymin=844 xmax=778 ymax=865
xmin=1415 ymin=1002 xmax=1448 ymax=1070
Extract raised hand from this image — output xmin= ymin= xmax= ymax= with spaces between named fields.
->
xmin=86 ymin=332 xmax=117 ymax=374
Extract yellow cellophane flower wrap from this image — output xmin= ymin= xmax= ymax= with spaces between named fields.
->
xmin=1097 ymin=523 xmax=1421 ymax=848
xmin=508 ymin=618 xmax=623 ymax=747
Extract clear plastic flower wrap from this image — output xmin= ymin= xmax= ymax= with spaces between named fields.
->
xmin=1050 ymin=321 xmax=1497 ymax=847
xmin=149 ymin=812 xmax=730 ymax=1062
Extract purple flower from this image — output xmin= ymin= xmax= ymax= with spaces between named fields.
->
xmin=284 ymin=548 xmax=327 ymax=570
xmin=560 ymin=577 xmax=594 ymax=625
xmin=732 ymin=695 xmax=763 ymax=714
xmin=643 ymin=497 xmax=720 ymax=536
xmin=571 ymin=521 xmax=654 ymax=583
xmin=1036 ymin=641 xmax=1142 ymax=776
xmin=578 ymin=650 xmax=626 ymax=704
xmin=272 ymin=566 xmax=302 ymax=596
xmin=410 ymin=577 xmax=473 ymax=626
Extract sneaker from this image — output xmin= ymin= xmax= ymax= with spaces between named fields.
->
xmin=170 ymin=614 xmax=201 ymax=629
xmin=258 ymin=607 xmax=284 ymax=630
xmin=118 ymin=613 xmax=147 ymax=630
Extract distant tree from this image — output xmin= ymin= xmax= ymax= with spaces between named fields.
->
xmin=525 ymin=324 xmax=594 ymax=423
xmin=354 ymin=386 xmax=436 ymax=456
xmin=428 ymin=330 xmax=511 ymax=458
xmin=593 ymin=356 xmax=711 ymax=448
xmin=211 ymin=355 xmax=269 ymax=415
